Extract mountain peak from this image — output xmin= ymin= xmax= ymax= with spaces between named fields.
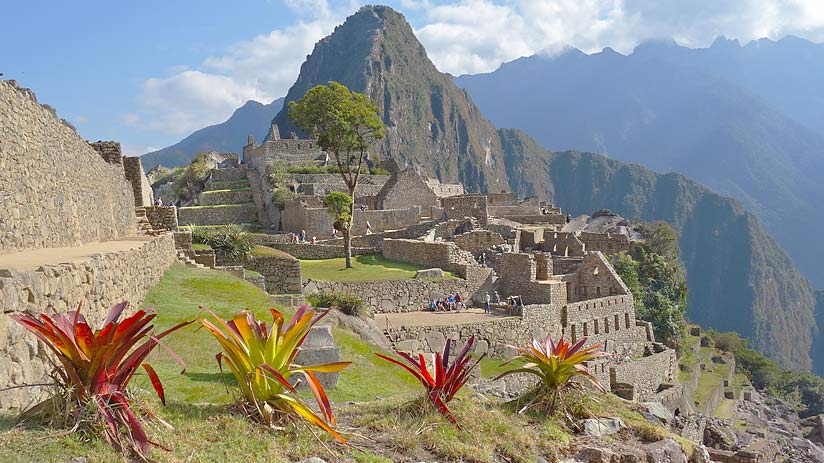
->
xmin=710 ymin=35 xmax=742 ymax=49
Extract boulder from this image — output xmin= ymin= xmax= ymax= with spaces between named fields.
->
xmin=640 ymin=401 xmax=675 ymax=425
xmin=703 ymin=421 xmax=737 ymax=450
xmin=580 ymin=417 xmax=626 ymax=437
xmin=643 ymin=439 xmax=687 ymax=463
xmin=414 ymin=268 xmax=444 ymax=279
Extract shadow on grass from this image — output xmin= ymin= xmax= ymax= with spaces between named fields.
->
xmin=163 ymin=401 xmax=230 ymax=420
xmin=185 ymin=371 xmax=237 ymax=386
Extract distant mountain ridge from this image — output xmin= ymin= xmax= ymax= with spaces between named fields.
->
xmin=140 ymin=98 xmax=283 ymax=169
xmin=268 ymin=5 xmax=816 ymax=370
xmin=455 ymin=39 xmax=824 ymax=288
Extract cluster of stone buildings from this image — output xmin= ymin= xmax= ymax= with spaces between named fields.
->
xmin=0 ymin=81 xmax=679 ymax=419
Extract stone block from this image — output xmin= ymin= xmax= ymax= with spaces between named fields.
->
xmin=295 ymin=325 xmax=341 ymax=389
xmin=414 ymin=268 xmax=444 ymax=279
xmin=580 ymin=417 xmax=625 ymax=437
xmin=424 ymin=331 xmax=446 ymax=353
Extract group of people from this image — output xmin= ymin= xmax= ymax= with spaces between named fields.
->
xmin=289 ymin=229 xmax=317 ymax=245
xmin=428 ymin=292 xmax=465 ymax=312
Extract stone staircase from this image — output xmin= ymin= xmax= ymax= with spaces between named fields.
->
xmin=176 ymin=250 xmax=207 ymax=269
xmin=177 ymin=167 xmax=259 ymax=226
xmin=135 ymin=207 xmax=165 ymax=237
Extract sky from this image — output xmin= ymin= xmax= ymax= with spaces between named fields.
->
xmin=3 ymin=0 xmax=824 ymax=155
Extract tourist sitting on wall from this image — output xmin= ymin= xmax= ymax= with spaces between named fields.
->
xmin=311 ymin=236 xmax=317 ymax=245
xmin=360 ymin=204 xmax=367 ymax=212
xmin=446 ymin=295 xmax=455 ymax=311
xmin=154 ymin=197 xmax=163 ymax=206
xmin=454 ymin=292 xmax=464 ymax=310
xmin=428 ymin=299 xmax=437 ymax=311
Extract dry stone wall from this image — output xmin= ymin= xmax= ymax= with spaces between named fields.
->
xmin=609 ymin=349 xmax=677 ymax=401
xmin=281 ymin=198 xmax=420 ymax=238
xmin=178 ymin=203 xmax=258 ymax=226
xmin=442 ymin=195 xmax=489 ymax=225
xmin=375 ymin=168 xmax=439 ymax=211
xmin=144 ymin=206 xmax=178 ymax=231
xmin=123 ymin=156 xmax=153 ymax=207
xmin=245 ymin=254 xmax=302 ymax=294
xmin=261 ymin=243 xmax=375 ymax=260
xmin=0 ymin=234 xmax=177 ymax=411
xmin=0 ymin=81 xmax=137 ymax=252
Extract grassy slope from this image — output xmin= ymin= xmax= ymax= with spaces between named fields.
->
xmin=301 ymin=255 xmax=456 ymax=282
xmin=0 ymin=264 xmax=686 ymax=462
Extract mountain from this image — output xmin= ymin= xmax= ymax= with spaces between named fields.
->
xmin=270 ymin=6 xmax=510 ymax=194
xmin=140 ymin=98 xmax=284 ymax=170
xmin=267 ymin=5 xmax=817 ymax=370
xmin=455 ymin=46 xmax=824 ymax=289
xmin=815 ymin=291 xmax=824 ymax=377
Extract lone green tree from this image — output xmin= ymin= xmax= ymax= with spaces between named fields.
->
xmin=289 ymin=81 xmax=386 ymax=268
xmin=323 ymin=191 xmax=353 ymax=256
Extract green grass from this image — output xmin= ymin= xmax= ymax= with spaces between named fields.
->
xmin=209 ymin=180 xmax=249 ymax=189
xmin=244 ymin=269 xmax=262 ymax=279
xmin=253 ymin=244 xmax=294 ymax=259
xmin=192 ymin=243 xmax=212 ymax=251
xmin=201 ymin=187 xmax=251 ymax=194
xmin=179 ymin=203 xmax=256 ymax=210
xmin=301 ymin=255 xmax=458 ymax=282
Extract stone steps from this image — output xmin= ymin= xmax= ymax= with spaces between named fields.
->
xmin=178 ymin=203 xmax=259 ymax=226
xmin=177 ymin=251 xmax=206 ymax=269
xmin=197 ymin=188 xmax=253 ymax=205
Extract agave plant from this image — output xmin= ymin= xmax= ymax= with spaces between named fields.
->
xmin=200 ymin=305 xmax=351 ymax=442
xmin=10 ymin=301 xmax=191 ymax=459
xmin=495 ymin=335 xmax=610 ymax=414
xmin=376 ymin=335 xmax=485 ymax=428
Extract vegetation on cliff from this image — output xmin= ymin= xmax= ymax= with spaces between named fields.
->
xmin=611 ymin=222 xmax=687 ymax=349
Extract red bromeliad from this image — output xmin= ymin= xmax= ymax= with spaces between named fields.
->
xmin=11 ymin=301 xmax=191 ymax=459
xmin=376 ymin=335 xmax=485 ymax=428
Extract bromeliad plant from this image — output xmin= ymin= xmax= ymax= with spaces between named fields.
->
xmin=496 ymin=335 xmax=610 ymax=415
xmin=199 ymin=304 xmax=351 ymax=442
xmin=10 ymin=301 xmax=192 ymax=460
xmin=376 ymin=335 xmax=485 ymax=428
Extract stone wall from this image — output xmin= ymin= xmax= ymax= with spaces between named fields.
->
xmin=281 ymin=198 xmax=420 ymax=238
xmin=243 ymin=128 xmax=324 ymax=171
xmin=0 ymin=81 xmax=137 ymax=253
xmin=385 ymin=303 xmax=563 ymax=357
xmin=453 ymin=230 xmax=505 ymax=255
xmin=245 ymin=253 xmax=302 ymax=294
xmin=197 ymin=188 xmax=252 ymax=206
xmin=261 ymin=243 xmax=376 ymax=260
xmin=178 ymin=203 xmax=258 ymax=226
xmin=504 ymin=214 xmax=566 ymax=225
xmin=552 ymin=256 xmax=583 ymax=275
xmin=375 ymin=168 xmax=439 ymax=211
xmin=609 ymin=349 xmax=678 ymax=401
xmin=123 ymin=156 xmax=153 ymax=207
xmin=564 ymin=295 xmax=643 ymax=355
xmin=488 ymin=197 xmax=541 ymax=217
xmin=565 ymin=252 xmax=630 ymax=302
xmin=307 ymin=269 xmax=492 ymax=314
xmin=144 ymin=206 xmax=178 ymax=231
xmin=539 ymin=232 xmax=586 ymax=257
xmin=577 ymin=231 xmax=631 ymax=255
xmin=442 ymin=195 xmax=489 ymax=225
xmin=493 ymin=252 xmax=566 ymax=305
xmin=288 ymin=174 xmax=388 ymax=199
xmin=0 ymin=234 xmax=177 ymax=410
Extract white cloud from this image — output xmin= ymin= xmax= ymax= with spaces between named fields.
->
xmin=126 ymin=0 xmax=356 ymax=135
xmin=412 ymin=0 xmax=824 ymax=76
xmin=122 ymin=144 xmax=159 ymax=156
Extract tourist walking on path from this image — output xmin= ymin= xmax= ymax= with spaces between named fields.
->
xmin=300 ymin=229 xmax=307 ymax=242
xmin=365 ymin=221 xmax=372 ymax=235
xmin=484 ymin=293 xmax=491 ymax=314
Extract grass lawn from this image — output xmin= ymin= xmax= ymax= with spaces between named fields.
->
xmin=192 ymin=243 xmax=212 ymax=251
xmin=301 ymin=255 xmax=457 ymax=282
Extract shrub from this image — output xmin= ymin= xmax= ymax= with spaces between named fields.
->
xmin=271 ymin=187 xmax=297 ymax=208
xmin=185 ymin=223 xmax=213 ymax=245
xmin=199 ymin=305 xmax=351 ymax=441
xmin=306 ymin=292 xmax=365 ymax=317
xmin=376 ymin=335 xmax=485 ymax=428
xmin=496 ymin=335 xmax=609 ymax=415
xmin=369 ymin=167 xmax=390 ymax=175
xmin=208 ymin=224 xmax=255 ymax=263
xmin=10 ymin=301 xmax=191 ymax=459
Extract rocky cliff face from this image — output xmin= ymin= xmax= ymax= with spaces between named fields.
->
xmin=273 ymin=5 xmax=815 ymax=370
xmin=271 ymin=6 xmax=509 ymax=194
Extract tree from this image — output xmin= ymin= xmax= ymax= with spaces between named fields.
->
xmin=289 ymin=82 xmax=386 ymax=268
xmin=323 ymin=192 xmax=352 ymax=239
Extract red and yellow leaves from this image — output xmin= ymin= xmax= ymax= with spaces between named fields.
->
xmin=376 ymin=335 xmax=485 ymax=428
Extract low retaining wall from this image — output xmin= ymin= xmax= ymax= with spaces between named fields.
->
xmin=261 ymin=243 xmax=376 ymax=260
xmin=609 ymin=349 xmax=677 ymax=401
xmin=306 ymin=269 xmax=492 ymax=313
xmin=0 ymin=234 xmax=177 ymax=411
xmin=245 ymin=253 xmax=302 ymax=294
xmin=178 ymin=203 xmax=258 ymax=226
xmin=383 ymin=304 xmax=563 ymax=357
xmin=144 ymin=206 xmax=178 ymax=231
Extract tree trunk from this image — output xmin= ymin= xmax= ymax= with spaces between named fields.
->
xmin=344 ymin=192 xmax=355 ymax=269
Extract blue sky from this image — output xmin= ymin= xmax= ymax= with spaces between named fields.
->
xmin=3 ymin=0 xmax=824 ymax=155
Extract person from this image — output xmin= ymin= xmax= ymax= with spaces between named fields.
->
xmin=481 ymin=252 xmax=488 ymax=267
xmin=289 ymin=232 xmax=297 ymax=243
xmin=331 ymin=227 xmax=338 ymax=239
xmin=455 ymin=292 xmax=464 ymax=310
xmin=494 ymin=291 xmax=501 ymax=304
xmin=154 ymin=197 xmax=163 ymax=206
xmin=311 ymin=236 xmax=317 ymax=245
xmin=360 ymin=204 xmax=367 ymax=212
xmin=566 ymin=214 xmax=571 ymax=224
xmin=447 ymin=294 xmax=455 ymax=311
xmin=429 ymin=299 xmax=437 ymax=311
xmin=484 ymin=293 xmax=491 ymax=314
xmin=300 ymin=229 xmax=307 ymax=242
xmin=365 ymin=221 xmax=372 ymax=235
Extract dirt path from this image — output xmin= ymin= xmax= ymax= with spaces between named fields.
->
xmin=0 ymin=238 xmax=154 ymax=272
